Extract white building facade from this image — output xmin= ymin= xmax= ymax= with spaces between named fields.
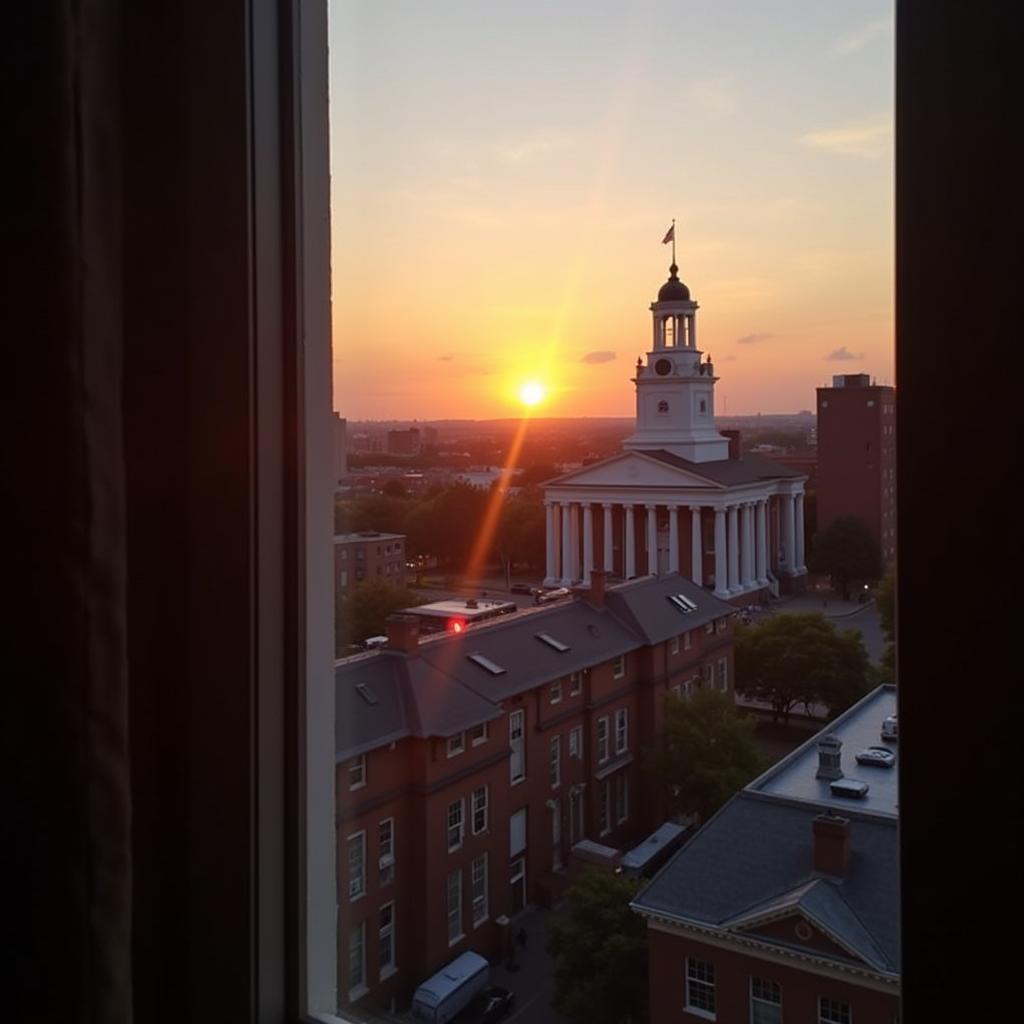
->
xmin=543 ymin=262 xmax=808 ymax=602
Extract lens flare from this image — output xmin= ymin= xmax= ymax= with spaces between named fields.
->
xmin=519 ymin=381 xmax=545 ymax=406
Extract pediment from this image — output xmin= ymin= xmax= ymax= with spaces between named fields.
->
xmin=548 ymin=452 xmax=721 ymax=491
xmin=736 ymin=911 xmax=861 ymax=963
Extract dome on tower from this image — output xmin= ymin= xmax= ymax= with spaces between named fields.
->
xmin=657 ymin=264 xmax=690 ymax=302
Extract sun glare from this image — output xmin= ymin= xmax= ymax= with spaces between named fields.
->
xmin=519 ymin=380 xmax=546 ymax=407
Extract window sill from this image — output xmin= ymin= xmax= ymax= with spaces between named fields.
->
xmin=379 ymin=966 xmax=398 ymax=982
xmin=348 ymin=985 xmax=369 ymax=1004
xmin=448 ymin=933 xmax=466 ymax=948
xmin=349 ymin=891 xmax=366 ymax=903
xmin=511 ymin=776 xmax=525 ymax=787
xmin=473 ymin=915 xmax=489 ymax=929
xmin=683 ymin=1007 xmax=716 ymax=1021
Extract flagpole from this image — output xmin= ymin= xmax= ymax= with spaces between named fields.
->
xmin=672 ymin=218 xmax=676 ymax=264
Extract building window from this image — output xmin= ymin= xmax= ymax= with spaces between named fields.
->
xmin=658 ymin=400 xmax=669 ymax=413
xmin=509 ymin=808 xmax=527 ymax=858
xmin=471 ymin=854 xmax=488 ymax=926
xmin=614 ymin=772 xmax=628 ymax=824
xmin=510 ymin=709 xmax=525 ymax=784
xmin=683 ymin=630 xmax=692 ymax=650
xmin=446 ymin=869 xmax=463 ymax=945
xmin=818 ymin=997 xmax=851 ymax=1024
xmin=348 ymin=920 xmax=366 ymax=997
xmin=379 ymin=902 xmax=395 ymax=978
xmin=470 ymin=722 xmax=488 ymax=746
xmin=686 ymin=958 xmax=716 ymax=1016
xmin=670 ymin=634 xmax=680 ymax=654
xmin=378 ymin=817 xmax=395 ymax=885
xmin=704 ymin=621 xmax=714 ymax=635
xmin=612 ymin=654 xmax=625 ymax=679
xmin=597 ymin=716 xmax=609 ymax=763
xmin=348 ymin=831 xmax=366 ymax=901
xmin=551 ymin=798 xmax=563 ymax=870
xmin=472 ymin=785 xmax=488 ymax=835
xmin=702 ymin=663 xmax=714 ymax=686
xmin=569 ymin=725 xmax=582 ymax=759
xmin=348 ymin=754 xmax=366 ymax=790
xmin=716 ymin=657 xmax=728 ymax=692
xmin=750 ymin=978 xmax=782 ymax=1024
xmin=716 ymin=617 xmax=728 ymax=634
xmin=569 ymin=671 xmax=582 ymax=695
xmin=550 ymin=734 xmax=561 ymax=789
xmin=550 ymin=678 xmax=562 ymax=703
xmin=615 ymin=707 xmax=628 ymax=754
xmin=447 ymin=799 xmax=465 ymax=852
xmin=599 ymin=780 xmax=611 ymax=836
xmin=446 ymin=732 xmax=465 ymax=757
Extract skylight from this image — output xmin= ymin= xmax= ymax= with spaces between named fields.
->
xmin=467 ymin=653 xmax=506 ymax=675
xmin=536 ymin=632 xmax=570 ymax=652
xmin=668 ymin=594 xmax=698 ymax=613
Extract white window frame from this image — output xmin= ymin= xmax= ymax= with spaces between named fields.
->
xmin=685 ymin=957 xmax=716 ymax=1019
xmin=615 ymin=707 xmax=628 ymax=754
xmin=470 ymin=722 xmax=488 ymax=747
xmin=597 ymin=716 xmax=609 ymax=763
xmin=750 ymin=978 xmax=782 ymax=1024
xmin=599 ymin=780 xmax=611 ymax=836
xmin=612 ymin=654 xmax=625 ymax=679
xmin=818 ymin=996 xmax=851 ymax=1024
xmin=348 ymin=753 xmax=366 ymax=790
xmin=716 ymin=657 xmax=728 ymax=692
xmin=683 ymin=630 xmax=692 ymax=650
xmin=569 ymin=671 xmax=582 ymax=696
xmin=447 ymin=869 xmax=463 ymax=946
xmin=379 ymin=901 xmax=396 ymax=980
xmin=670 ymin=634 xmax=680 ymax=654
xmin=550 ymin=678 xmax=562 ymax=703
xmin=471 ymin=854 xmax=488 ymax=926
xmin=550 ymin=734 xmax=561 ymax=789
xmin=446 ymin=731 xmax=465 ymax=757
xmin=510 ymin=708 xmax=525 ymax=784
xmin=569 ymin=725 xmax=582 ymax=758
xmin=378 ymin=817 xmax=395 ymax=885
xmin=447 ymin=798 xmax=465 ymax=852
xmin=471 ymin=785 xmax=488 ymax=835
xmin=348 ymin=919 xmax=366 ymax=999
xmin=347 ymin=830 xmax=366 ymax=901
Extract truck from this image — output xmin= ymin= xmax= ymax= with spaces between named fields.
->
xmin=410 ymin=950 xmax=490 ymax=1024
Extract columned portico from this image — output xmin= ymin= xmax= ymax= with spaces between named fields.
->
xmin=755 ymin=499 xmax=768 ymax=585
xmin=714 ymin=508 xmax=728 ymax=597
xmin=582 ymin=503 xmax=594 ymax=583
xmin=690 ymin=506 xmax=702 ymax=586
xmin=781 ymin=493 xmax=796 ymax=576
xmin=727 ymin=505 xmax=740 ymax=593
xmin=624 ymin=504 xmax=636 ymax=579
xmin=646 ymin=505 xmax=658 ymax=575
xmin=545 ymin=501 xmax=557 ymax=585
xmin=794 ymin=492 xmax=806 ymax=574
xmin=569 ymin=503 xmax=580 ymax=582
xmin=669 ymin=506 xmax=679 ymax=577
xmin=561 ymin=503 xmax=573 ymax=585
xmin=740 ymin=503 xmax=754 ymax=587
xmin=602 ymin=504 xmax=613 ymax=573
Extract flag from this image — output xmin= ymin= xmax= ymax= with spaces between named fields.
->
xmin=662 ymin=224 xmax=675 ymax=244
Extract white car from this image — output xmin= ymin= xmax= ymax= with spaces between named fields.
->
xmin=855 ymin=746 xmax=896 ymax=768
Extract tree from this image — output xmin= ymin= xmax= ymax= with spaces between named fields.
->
xmin=546 ymin=870 xmax=648 ymax=1024
xmin=735 ymin=612 xmax=872 ymax=725
xmin=808 ymin=515 xmax=883 ymax=600
xmin=335 ymin=580 xmax=424 ymax=653
xmin=875 ymin=563 xmax=897 ymax=677
xmin=644 ymin=688 xmax=764 ymax=824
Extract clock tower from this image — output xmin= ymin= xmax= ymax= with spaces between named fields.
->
xmin=622 ymin=263 xmax=730 ymax=463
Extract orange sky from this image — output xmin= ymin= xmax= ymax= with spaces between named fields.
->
xmin=329 ymin=1 xmax=893 ymax=419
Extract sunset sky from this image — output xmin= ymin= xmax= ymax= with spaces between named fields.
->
xmin=329 ymin=1 xmax=893 ymax=420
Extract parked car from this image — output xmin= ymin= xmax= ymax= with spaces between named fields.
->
xmin=880 ymin=715 xmax=899 ymax=742
xmin=855 ymin=746 xmax=896 ymax=768
xmin=509 ymin=582 xmax=534 ymax=595
xmin=457 ymin=986 xmax=515 ymax=1024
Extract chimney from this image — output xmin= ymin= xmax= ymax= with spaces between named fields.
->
xmin=815 ymin=735 xmax=843 ymax=779
xmin=721 ymin=429 xmax=741 ymax=460
xmin=813 ymin=811 xmax=852 ymax=877
xmin=385 ymin=613 xmax=420 ymax=654
xmin=589 ymin=569 xmax=608 ymax=607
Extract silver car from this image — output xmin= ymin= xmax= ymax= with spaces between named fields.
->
xmin=855 ymin=746 xmax=896 ymax=768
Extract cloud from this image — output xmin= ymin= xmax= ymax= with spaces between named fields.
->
xmin=581 ymin=350 xmax=616 ymax=364
xmin=438 ymin=354 xmax=455 ymax=362
xmin=833 ymin=17 xmax=893 ymax=55
xmin=736 ymin=333 xmax=775 ymax=345
xmin=799 ymin=114 xmax=892 ymax=159
xmin=826 ymin=346 xmax=864 ymax=361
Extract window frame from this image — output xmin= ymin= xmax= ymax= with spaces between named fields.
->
xmin=614 ymin=707 xmax=629 ymax=754
xmin=597 ymin=716 xmax=610 ymax=764
xmin=378 ymin=902 xmax=396 ymax=980
xmin=569 ymin=671 xmax=582 ymax=696
xmin=348 ymin=753 xmax=366 ymax=790
xmin=471 ymin=785 xmax=489 ymax=835
xmin=347 ymin=831 xmax=366 ymax=901
xmin=818 ymin=996 xmax=851 ymax=1024
xmin=471 ymin=854 xmax=489 ymax=926
xmin=750 ymin=978 xmax=782 ymax=1024
xmin=569 ymin=724 xmax=582 ymax=758
xmin=378 ymin=817 xmax=395 ymax=885
xmin=550 ymin=734 xmax=561 ymax=788
xmin=446 ymin=869 xmax=464 ymax=946
xmin=509 ymin=708 xmax=526 ymax=784
xmin=550 ymin=678 xmax=562 ymax=703
xmin=612 ymin=653 xmax=625 ymax=679
xmin=685 ymin=957 xmax=717 ymax=1019
xmin=447 ymin=798 xmax=465 ymax=852
xmin=446 ymin=732 xmax=466 ymax=758
xmin=470 ymin=722 xmax=489 ymax=747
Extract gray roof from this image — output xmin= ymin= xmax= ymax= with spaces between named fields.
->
xmin=603 ymin=574 xmax=735 ymax=645
xmin=632 ymin=686 xmax=901 ymax=976
xmin=644 ymin=449 xmax=807 ymax=486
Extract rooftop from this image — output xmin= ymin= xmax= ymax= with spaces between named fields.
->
xmin=334 ymin=530 xmax=405 ymax=544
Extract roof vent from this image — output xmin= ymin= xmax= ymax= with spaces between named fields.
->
xmin=815 ymin=735 xmax=843 ymax=780
xmin=536 ymin=633 xmax=570 ymax=652
xmin=668 ymin=594 xmax=698 ymax=613
xmin=466 ymin=598 xmax=479 ymax=609
xmin=467 ymin=653 xmax=506 ymax=676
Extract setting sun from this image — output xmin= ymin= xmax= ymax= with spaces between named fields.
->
xmin=519 ymin=380 xmax=546 ymax=407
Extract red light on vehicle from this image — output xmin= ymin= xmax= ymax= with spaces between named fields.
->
xmin=448 ymin=618 xmax=465 ymax=634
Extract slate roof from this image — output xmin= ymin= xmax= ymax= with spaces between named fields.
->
xmin=643 ymin=448 xmax=807 ymax=485
xmin=632 ymin=686 xmax=901 ymax=977
xmin=603 ymin=573 xmax=735 ymax=645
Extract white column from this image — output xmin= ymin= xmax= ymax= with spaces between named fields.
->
xmin=756 ymin=500 xmax=768 ymax=585
xmin=727 ymin=505 xmax=740 ymax=593
xmin=794 ymin=492 xmax=806 ymax=573
xmin=714 ymin=507 xmax=728 ymax=596
xmin=569 ymin=502 xmax=580 ymax=583
xmin=544 ymin=500 xmax=557 ymax=586
xmin=781 ymin=493 xmax=796 ymax=575
xmin=625 ymin=505 xmax=636 ymax=578
xmin=669 ymin=506 xmax=679 ymax=576
xmin=740 ymin=503 xmax=753 ymax=587
xmin=582 ymin=503 xmax=594 ymax=584
xmin=646 ymin=504 xmax=658 ymax=575
xmin=561 ymin=503 xmax=573 ymax=586
xmin=689 ymin=312 xmax=696 ymax=350
xmin=602 ymin=504 xmax=614 ymax=575
xmin=690 ymin=506 xmax=703 ymax=586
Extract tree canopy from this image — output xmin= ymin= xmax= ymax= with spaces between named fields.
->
xmin=735 ymin=612 xmax=872 ymax=724
xmin=808 ymin=515 xmax=883 ymax=599
xmin=545 ymin=870 xmax=648 ymax=1024
xmin=644 ymin=688 xmax=764 ymax=824
xmin=875 ymin=563 xmax=897 ymax=677
xmin=335 ymin=579 xmax=425 ymax=653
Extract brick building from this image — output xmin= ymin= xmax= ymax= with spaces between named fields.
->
xmin=816 ymin=375 xmax=896 ymax=563
xmin=335 ymin=572 xmax=737 ymax=1012
xmin=632 ymin=685 xmax=900 ymax=1024
xmin=387 ymin=427 xmax=421 ymax=456
xmin=334 ymin=531 xmax=407 ymax=601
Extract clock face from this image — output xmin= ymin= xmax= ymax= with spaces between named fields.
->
xmin=654 ymin=358 xmax=672 ymax=377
